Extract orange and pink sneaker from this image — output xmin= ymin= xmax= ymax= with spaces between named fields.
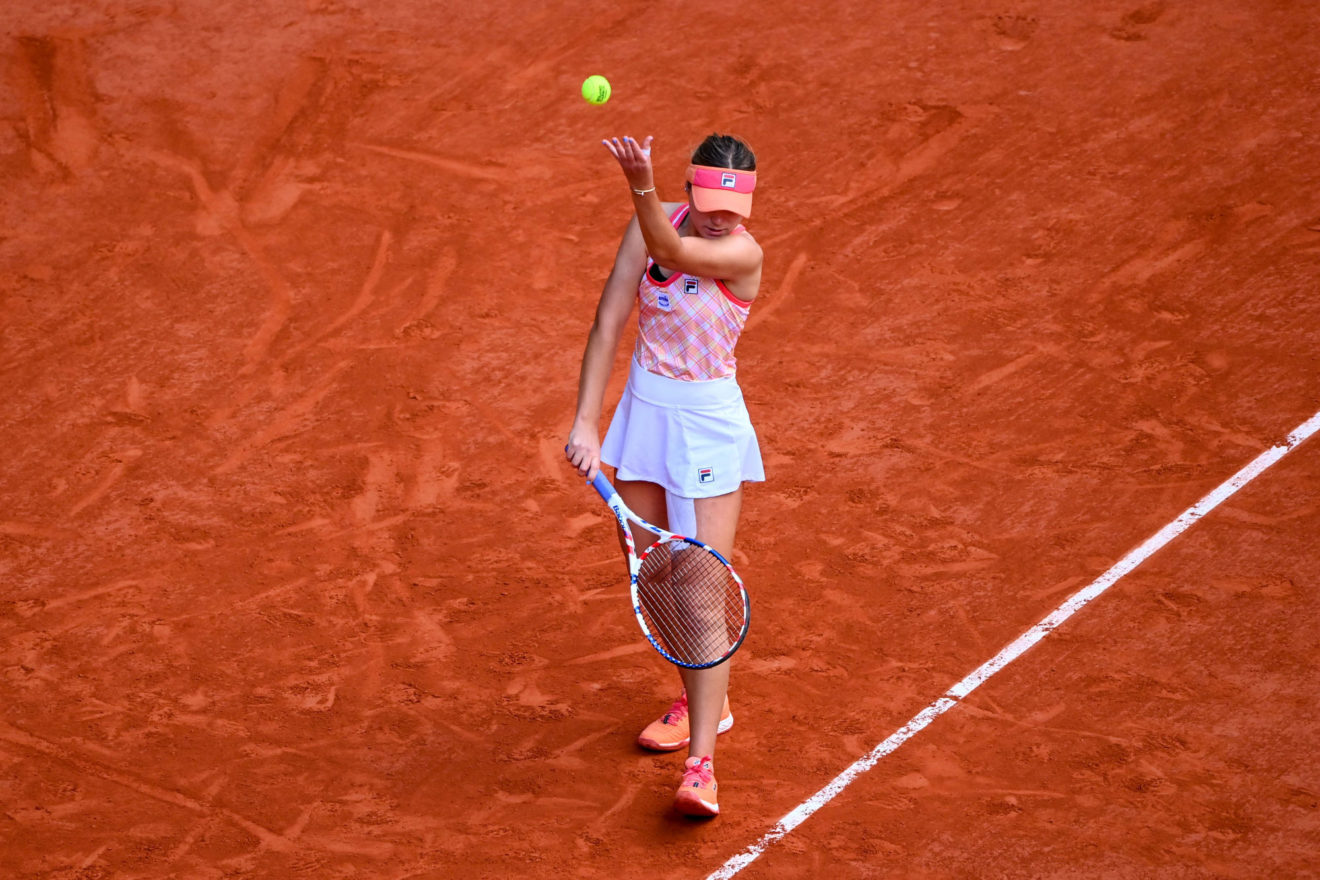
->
xmin=674 ymin=755 xmax=719 ymax=816
xmin=637 ymin=690 xmax=733 ymax=752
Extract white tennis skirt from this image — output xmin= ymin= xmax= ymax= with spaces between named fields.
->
xmin=601 ymin=358 xmax=765 ymax=498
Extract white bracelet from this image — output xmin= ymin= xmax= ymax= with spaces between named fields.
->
xmin=631 ymin=186 xmax=655 ymax=196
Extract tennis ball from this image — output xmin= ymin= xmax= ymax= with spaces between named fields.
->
xmin=581 ymin=75 xmax=611 ymax=105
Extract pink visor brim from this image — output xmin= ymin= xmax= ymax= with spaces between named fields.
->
xmin=686 ymin=164 xmax=756 ymax=217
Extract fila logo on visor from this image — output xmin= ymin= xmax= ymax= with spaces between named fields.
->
xmin=720 ymin=173 xmax=737 ymax=189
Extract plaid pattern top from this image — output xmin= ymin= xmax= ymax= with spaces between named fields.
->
xmin=634 ymin=206 xmax=752 ymax=381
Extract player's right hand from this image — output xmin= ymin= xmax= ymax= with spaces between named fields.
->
xmin=565 ymin=425 xmax=601 ymax=480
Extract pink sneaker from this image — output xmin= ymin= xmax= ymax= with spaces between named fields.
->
xmin=674 ymin=755 xmax=719 ymax=817
xmin=637 ymin=690 xmax=733 ymax=752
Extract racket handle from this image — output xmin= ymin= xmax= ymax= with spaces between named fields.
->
xmin=590 ymin=471 xmax=617 ymax=502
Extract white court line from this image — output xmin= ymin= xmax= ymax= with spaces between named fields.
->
xmin=709 ymin=408 xmax=1320 ymax=880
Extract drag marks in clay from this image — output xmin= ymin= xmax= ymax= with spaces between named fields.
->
xmin=11 ymin=36 xmax=101 ymax=176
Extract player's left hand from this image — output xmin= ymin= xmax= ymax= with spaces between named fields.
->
xmin=603 ymin=135 xmax=654 ymax=192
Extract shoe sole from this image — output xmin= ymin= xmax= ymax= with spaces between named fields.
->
xmin=637 ymin=712 xmax=734 ymax=752
xmin=674 ymin=791 xmax=720 ymax=817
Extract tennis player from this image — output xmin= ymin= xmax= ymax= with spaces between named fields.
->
xmin=565 ymin=132 xmax=765 ymax=817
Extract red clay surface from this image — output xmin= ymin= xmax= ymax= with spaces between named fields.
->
xmin=3 ymin=2 xmax=1319 ymax=878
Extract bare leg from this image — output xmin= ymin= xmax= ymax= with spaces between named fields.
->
xmin=683 ymin=487 xmax=742 ymax=760
xmin=613 ymin=475 xmax=668 ymax=560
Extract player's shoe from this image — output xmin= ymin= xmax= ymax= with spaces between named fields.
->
xmin=674 ymin=755 xmax=719 ymax=817
xmin=637 ymin=689 xmax=733 ymax=751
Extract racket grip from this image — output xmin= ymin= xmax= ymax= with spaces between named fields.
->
xmin=590 ymin=471 xmax=617 ymax=501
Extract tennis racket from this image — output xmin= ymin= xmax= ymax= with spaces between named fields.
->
xmin=588 ymin=472 xmax=750 ymax=669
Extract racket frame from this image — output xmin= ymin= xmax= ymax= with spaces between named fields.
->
xmin=590 ymin=472 xmax=750 ymax=669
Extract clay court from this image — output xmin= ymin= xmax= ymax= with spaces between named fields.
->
xmin=3 ymin=1 xmax=1319 ymax=877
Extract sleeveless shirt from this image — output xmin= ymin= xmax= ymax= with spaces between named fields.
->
xmin=633 ymin=205 xmax=753 ymax=382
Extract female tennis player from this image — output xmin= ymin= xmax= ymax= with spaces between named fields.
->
xmin=565 ymin=132 xmax=765 ymax=817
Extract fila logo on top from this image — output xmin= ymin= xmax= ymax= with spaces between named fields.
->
xmin=721 ymin=173 xmax=736 ymax=189
xmin=684 ymin=277 xmax=699 ymax=295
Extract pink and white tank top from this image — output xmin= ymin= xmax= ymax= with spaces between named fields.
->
xmin=634 ymin=205 xmax=753 ymax=382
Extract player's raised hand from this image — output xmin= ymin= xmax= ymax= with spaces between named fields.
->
xmin=603 ymin=135 xmax=655 ymax=192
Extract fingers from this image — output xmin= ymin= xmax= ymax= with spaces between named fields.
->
xmin=564 ymin=442 xmax=600 ymax=480
xmin=575 ymin=453 xmax=599 ymax=480
xmin=602 ymin=136 xmax=638 ymax=163
xmin=601 ymin=136 xmax=654 ymax=163
xmin=620 ymin=135 xmax=646 ymax=160
xmin=627 ymin=135 xmax=653 ymax=161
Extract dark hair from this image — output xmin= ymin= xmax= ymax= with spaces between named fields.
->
xmin=690 ymin=133 xmax=756 ymax=171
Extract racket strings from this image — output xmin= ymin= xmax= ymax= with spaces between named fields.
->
xmin=637 ymin=540 xmax=745 ymax=666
